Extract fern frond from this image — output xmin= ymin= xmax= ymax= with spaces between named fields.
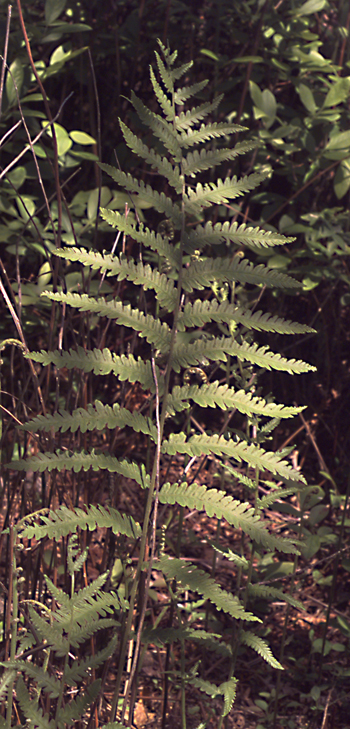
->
xmin=23 ymin=400 xmax=157 ymax=440
xmin=184 ymin=173 xmax=266 ymax=215
xmin=0 ymin=669 xmax=16 ymax=702
xmin=174 ymin=95 xmax=223 ymax=131
xmin=166 ymin=381 xmax=303 ymax=419
xmin=69 ymin=583 xmax=120 ymax=619
xmin=222 ymin=463 xmax=256 ymax=490
xmin=180 ymin=121 xmax=247 ymax=148
xmin=172 ymin=335 xmax=315 ymax=374
xmin=0 ymin=669 xmax=16 ymax=704
xmin=58 ymin=681 xmax=101 ymax=725
xmin=99 ymin=211 xmax=181 ymax=269
xmin=100 ymin=254 xmax=177 ymax=310
xmin=32 ymin=614 xmax=115 ymax=655
xmin=149 ymin=64 xmax=173 ymax=119
xmin=182 ymin=142 xmax=257 ymax=177
xmin=65 ymin=636 xmax=117 ymax=686
xmin=186 ymin=219 xmax=296 ymax=249
xmin=43 ymin=292 xmax=172 ymax=351
xmin=239 ymin=630 xmax=283 ymax=670
xmin=120 ymin=119 xmax=182 ymax=192
xmin=129 ymin=92 xmax=182 ymax=161
xmin=187 ymin=629 xmax=232 ymax=657
xmin=191 ymin=676 xmax=223 ymax=698
xmin=168 ymin=58 xmax=194 ymax=82
xmin=44 ymin=571 xmax=113 ymax=617
xmin=144 ymin=625 xmax=231 ymax=658
xmin=174 ymin=78 xmax=208 ymax=104
xmin=12 ymin=450 xmax=150 ymax=490
xmin=182 ymin=257 xmax=301 ymax=292
xmin=221 ymin=677 xmax=238 ymax=717
xmin=228 ymin=306 xmax=315 ymax=335
xmin=16 ymin=677 xmax=53 ymax=729
xmin=178 ymin=299 xmax=315 ymax=335
xmin=18 ymin=502 xmax=141 ymax=541
xmin=224 ymin=339 xmax=316 ymax=374
xmin=154 ymin=49 xmax=176 ymax=93
xmin=158 ymin=556 xmax=260 ymax=622
xmin=100 ymin=161 xmax=182 ymax=224
xmin=248 ymin=583 xmax=304 ymax=611
xmin=143 ymin=625 xmax=188 ymax=645
xmin=212 ymin=545 xmax=249 ymax=570
xmin=172 ymin=335 xmax=228 ymax=371
xmin=27 ymin=347 xmax=158 ymax=390
xmin=257 ymin=486 xmax=299 ymax=508
xmin=54 ymin=246 xmax=176 ymax=306
xmin=162 ymin=433 xmax=304 ymax=483
xmin=5 ymin=661 xmax=61 ymax=699
xmin=159 ymin=482 xmax=301 ymax=551
xmin=66 ymin=616 xmax=116 ymax=648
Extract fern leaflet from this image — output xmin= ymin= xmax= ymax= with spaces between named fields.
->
xmin=17 ymin=502 xmax=141 ymax=540
xmin=159 ymin=482 xmax=301 ymax=552
xmin=158 ymin=557 xmax=260 ymax=622
xmin=22 ymin=401 xmax=157 ymax=440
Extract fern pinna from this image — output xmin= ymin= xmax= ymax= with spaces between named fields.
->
xmin=8 ymin=42 xmax=315 ymax=726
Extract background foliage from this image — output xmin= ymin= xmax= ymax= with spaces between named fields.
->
xmin=1 ymin=1 xmax=350 ymax=728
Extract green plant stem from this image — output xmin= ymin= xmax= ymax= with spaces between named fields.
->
xmin=219 ymin=467 xmax=259 ymax=729
xmin=111 ymin=180 xmax=186 ymax=722
xmin=54 ymin=568 xmax=76 ymax=727
xmin=6 ymin=524 xmax=16 ymax=729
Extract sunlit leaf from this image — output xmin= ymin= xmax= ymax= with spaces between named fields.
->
xmin=6 ymin=58 xmax=24 ymax=106
xmin=70 ymin=130 xmax=96 ymax=145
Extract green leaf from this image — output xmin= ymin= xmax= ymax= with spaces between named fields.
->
xmin=37 ymin=261 xmax=52 ymax=290
xmin=200 ymin=49 xmax=220 ymax=61
xmin=250 ymin=82 xmax=276 ymax=126
xmin=42 ymin=122 xmax=72 ymax=157
xmin=324 ymin=130 xmax=350 ymax=160
xmin=6 ymin=166 xmax=26 ymax=189
xmin=334 ymin=159 xmax=350 ymax=199
xmin=87 ymin=187 xmax=112 ymax=220
xmin=324 ymin=77 xmax=350 ymax=108
xmin=6 ymin=58 xmax=24 ymax=106
xmin=297 ymin=84 xmax=317 ymax=113
xmin=70 ymin=130 xmax=96 ymax=145
xmin=45 ymin=0 xmax=67 ymax=24
xmin=292 ymin=0 xmax=326 ymax=15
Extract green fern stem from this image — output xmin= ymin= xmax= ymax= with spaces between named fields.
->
xmin=218 ymin=466 xmax=260 ymax=729
xmin=112 ymin=187 xmax=187 ymax=723
xmin=54 ymin=571 xmax=75 ymax=727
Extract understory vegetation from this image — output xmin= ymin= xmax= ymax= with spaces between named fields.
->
xmin=1 ymin=2 xmax=350 ymax=729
